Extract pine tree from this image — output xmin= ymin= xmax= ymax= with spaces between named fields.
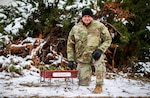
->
xmin=22 ymin=0 xmax=82 ymax=38
xmin=122 ymin=0 xmax=150 ymax=62
xmin=96 ymin=0 xmax=150 ymax=72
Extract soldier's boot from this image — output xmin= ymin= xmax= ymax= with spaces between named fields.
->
xmin=92 ymin=84 xmax=102 ymax=93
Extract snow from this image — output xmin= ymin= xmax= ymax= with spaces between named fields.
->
xmin=146 ymin=26 xmax=150 ymax=31
xmin=138 ymin=62 xmax=150 ymax=73
xmin=0 ymin=37 xmax=149 ymax=97
xmin=0 ymin=68 xmax=150 ymax=97
xmin=0 ymin=0 xmax=12 ymax=5
xmin=0 ymin=53 xmax=150 ymax=97
xmin=0 ymin=0 xmax=150 ymax=97
xmin=1 ymin=0 xmax=38 ymax=35
xmin=4 ymin=17 xmax=25 ymax=35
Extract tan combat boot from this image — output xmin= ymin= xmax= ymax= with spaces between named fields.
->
xmin=92 ymin=84 xmax=102 ymax=93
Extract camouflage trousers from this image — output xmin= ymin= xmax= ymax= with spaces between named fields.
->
xmin=77 ymin=54 xmax=106 ymax=86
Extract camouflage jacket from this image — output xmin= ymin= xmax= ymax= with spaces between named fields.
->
xmin=67 ymin=20 xmax=112 ymax=63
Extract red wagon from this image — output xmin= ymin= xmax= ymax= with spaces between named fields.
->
xmin=40 ymin=70 xmax=78 ymax=82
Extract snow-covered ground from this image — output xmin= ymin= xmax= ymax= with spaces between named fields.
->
xmin=0 ymin=67 xmax=150 ymax=97
xmin=0 ymin=0 xmax=150 ymax=97
xmin=0 ymin=54 xmax=150 ymax=98
xmin=0 ymin=37 xmax=149 ymax=97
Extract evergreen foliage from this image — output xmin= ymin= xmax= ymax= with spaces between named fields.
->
xmin=121 ymin=0 xmax=150 ymax=62
xmin=21 ymin=0 xmax=81 ymax=38
xmin=0 ymin=0 xmax=36 ymax=39
xmin=0 ymin=0 xmax=150 ymax=72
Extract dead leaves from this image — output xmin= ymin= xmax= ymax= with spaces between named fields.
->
xmin=20 ymin=82 xmax=39 ymax=87
xmin=103 ymin=2 xmax=134 ymax=19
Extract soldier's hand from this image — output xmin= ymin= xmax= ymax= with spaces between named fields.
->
xmin=92 ymin=49 xmax=103 ymax=61
xmin=68 ymin=61 xmax=74 ymax=70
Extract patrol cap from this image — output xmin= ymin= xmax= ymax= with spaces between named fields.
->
xmin=82 ymin=8 xmax=93 ymax=17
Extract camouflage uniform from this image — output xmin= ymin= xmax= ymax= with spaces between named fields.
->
xmin=67 ymin=20 xmax=112 ymax=85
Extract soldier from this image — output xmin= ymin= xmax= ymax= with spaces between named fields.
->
xmin=67 ymin=8 xmax=112 ymax=93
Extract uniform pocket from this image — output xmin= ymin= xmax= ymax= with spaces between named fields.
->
xmin=80 ymin=52 xmax=92 ymax=63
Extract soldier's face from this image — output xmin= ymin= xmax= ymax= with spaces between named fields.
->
xmin=82 ymin=15 xmax=93 ymax=25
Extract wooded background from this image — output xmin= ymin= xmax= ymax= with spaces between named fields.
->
xmin=0 ymin=0 xmax=150 ymax=77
